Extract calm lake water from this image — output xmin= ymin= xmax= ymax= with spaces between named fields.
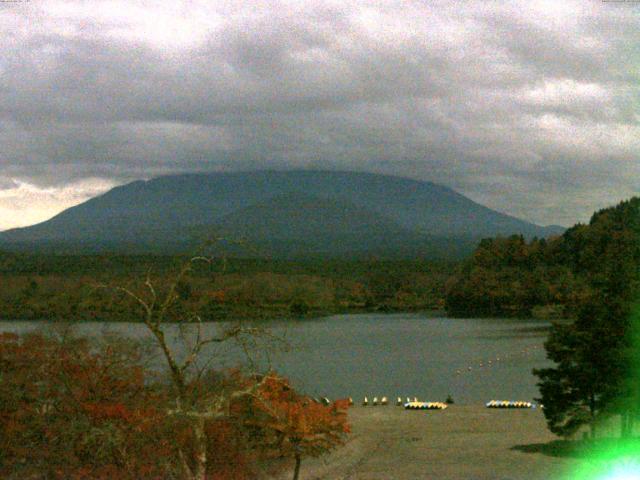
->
xmin=0 ymin=313 xmax=552 ymax=405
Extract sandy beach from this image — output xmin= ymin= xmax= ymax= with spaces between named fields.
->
xmin=281 ymin=404 xmax=585 ymax=480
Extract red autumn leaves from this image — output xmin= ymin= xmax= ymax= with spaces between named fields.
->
xmin=0 ymin=332 xmax=350 ymax=479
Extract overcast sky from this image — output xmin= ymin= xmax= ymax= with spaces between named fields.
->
xmin=0 ymin=0 xmax=638 ymax=230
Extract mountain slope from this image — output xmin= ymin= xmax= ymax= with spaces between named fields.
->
xmin=0 ymin=171 xmax=563 ymax=258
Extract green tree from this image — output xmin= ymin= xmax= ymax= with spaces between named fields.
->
xmin=534 ymin=198 xmax=640 ymax=439
xmin=534 ymin=301 xmax=624 ymax=438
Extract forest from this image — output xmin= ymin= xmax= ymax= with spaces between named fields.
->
xmin=0 ymin=254 xmax=452 ymax=322
xmin=448 ymin=197 xmax=640 ymax=438
xmin=445 ymin=198 xmax=640 ymax=319
xmin=3 ymin=197 xmax=639 ymax=326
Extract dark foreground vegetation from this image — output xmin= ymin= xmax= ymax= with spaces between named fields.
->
xmin=449 ymin=197 xmax=640 ymax=440
xmin=0 ymin=255 xmax=451 ymax=322
xmin=445 ymin=198 xmax=640 ymax=320
xmin=0 ymin=331 xmax=350 ymax=480
xmin=0 ymin=257 xmax=351 ymax=479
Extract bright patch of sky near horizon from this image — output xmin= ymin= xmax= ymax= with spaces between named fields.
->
xmin=0 ymin=0 xmax=639 ymax=231
xmin=0 ymin=179 xmax=118 ymax=230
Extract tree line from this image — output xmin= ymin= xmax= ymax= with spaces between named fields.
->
xmin=444 ymin=234 xmax=589 ymax=319
xmin=447 ymin=197 xmax=640 ymax=438
xmin=535 ymin=198 xmax=640 ymax=439
xmin=0 ymin=256 xmax=451 ymax=322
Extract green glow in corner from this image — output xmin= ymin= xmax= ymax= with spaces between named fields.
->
xmin=566 ymin=440 xmax=640 ymax=480
xmin=564 ymin=304 xmax=640 ymax=480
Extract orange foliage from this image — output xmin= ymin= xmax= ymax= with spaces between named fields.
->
xmin=0 ymin=332 xmax=171 ymax=479
xmin=209 ymin=289 xmax=227 ymax=303
xmin=0 ymin=334 xmax=350 ymax=479
xmin=247 ymin=375 xmax=350 ymax=460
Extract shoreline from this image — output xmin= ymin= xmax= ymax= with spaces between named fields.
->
xmin=278 ymin=405 xmax=583 ymax=480
xmin=0 ymin=308 xmax=448 ymax=323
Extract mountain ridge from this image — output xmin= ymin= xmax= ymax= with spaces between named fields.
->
xmin=0 ymin=170 xmax=564 ymax=259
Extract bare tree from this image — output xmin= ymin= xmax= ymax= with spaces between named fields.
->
xmin=111 ymin=255 xmax=285 ymax=480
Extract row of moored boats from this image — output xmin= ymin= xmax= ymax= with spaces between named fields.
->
xmin=320 ymin=397 xmax=538 ymax=410
xmin=485 ymin=400 xmax=536 ymax=409
xmin=355 ymin=397 xmax=537 ymax=409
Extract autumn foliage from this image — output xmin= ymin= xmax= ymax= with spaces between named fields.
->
xmin=245 ymin=376 xmax=350 ymax=478
xmin=0 ymin=331 xmax=171 ymax=479
xmin=0 ymin=332 xmax=350 ymax=479
xmin=256 ymin=376 xmax=349 ymax=452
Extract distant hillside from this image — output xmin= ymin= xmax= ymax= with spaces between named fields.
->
xmin=445 ymin=197 xmax=640 ymax=318
xmin=0 ymin=171 xmax=564 ymax=259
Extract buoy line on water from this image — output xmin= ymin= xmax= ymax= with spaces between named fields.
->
xmin=453 ymin=344 xmax=542 ymax=377
xmin=351 ymin=346 xmax=545 ymax=409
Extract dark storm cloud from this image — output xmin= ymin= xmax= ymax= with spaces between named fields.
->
xmin=0 ymin=0 xmax=638 ymax=229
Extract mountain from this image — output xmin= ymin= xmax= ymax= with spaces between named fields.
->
xmin=0 ymin=171 xmax=564 ymax=259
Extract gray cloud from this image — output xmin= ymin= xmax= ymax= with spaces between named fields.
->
xmin=0 ymin=0 xmax=638 ymax=228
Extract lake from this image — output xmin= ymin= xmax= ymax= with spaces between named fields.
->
xmin=0 ymin=313 xmax=552 ymax=405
